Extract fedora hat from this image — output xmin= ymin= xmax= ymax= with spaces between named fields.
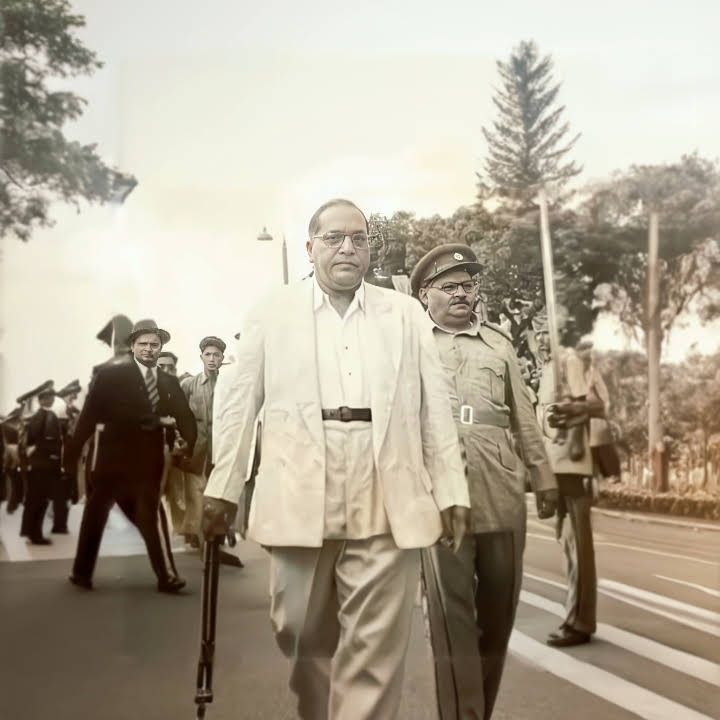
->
xmin=127 ymin=319 xmax=171 ymax=346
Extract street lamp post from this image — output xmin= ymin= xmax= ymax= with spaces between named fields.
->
xmin=257 ymin=227 xmax=289 ymax=285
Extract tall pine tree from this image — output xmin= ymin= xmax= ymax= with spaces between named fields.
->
xmin=480 ymin=40 xmax=581 ymax=209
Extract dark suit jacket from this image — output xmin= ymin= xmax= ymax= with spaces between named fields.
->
xmin=66 ymin=361 xmax=196 ymax=478
xmin=26 ymin=408 xmax=62 ymax=471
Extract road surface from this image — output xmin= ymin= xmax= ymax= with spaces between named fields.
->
xmin=0 ymin=498 xmax=718 ymax=719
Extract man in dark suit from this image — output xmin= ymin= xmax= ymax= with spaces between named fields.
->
xmin=22 ymin=382 xmax=63 ymax=544
xmin=66 ymin=319 xmax=197 ymax=593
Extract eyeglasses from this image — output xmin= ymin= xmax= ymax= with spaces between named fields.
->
xmin=312 ymin=231 xmax=383 ymax=250
xmin=428 ymin=281 xmax=479 ymax=295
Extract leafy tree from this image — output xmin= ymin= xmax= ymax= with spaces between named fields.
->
xmin=0 ymin=0 xmax=135 ymax=241
xmin=585 ymin=154 xmax=720 ymax=347
xmin=479 ymin=40 xmax=581 ymax=209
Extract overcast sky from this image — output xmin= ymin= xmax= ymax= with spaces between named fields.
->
xmin=2 ymin=0 xmax=719 ymax=409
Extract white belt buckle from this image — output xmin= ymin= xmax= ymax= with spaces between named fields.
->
xmin=460 ymin=405 xmax=474 ymax=425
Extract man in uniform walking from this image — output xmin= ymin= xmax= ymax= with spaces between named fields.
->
xmin=203 ymin=198 xmax=470 ymax=720
xmin=411 ymin=245 xmax=557 ymax=720
xmin=22 ymin=382 xmax=64 ymax=544
xmin=65 ymin=319 xmax=196 ymax=592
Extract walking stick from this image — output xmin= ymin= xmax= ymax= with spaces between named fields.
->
xmin=194 ymin=535 xmax=223 ymax=719
xmin=195 ymin=529 xmax=237 ymax=718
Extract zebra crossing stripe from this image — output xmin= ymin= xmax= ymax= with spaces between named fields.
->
xmin=509 ymin=630 xmax=716 ymax=720
xmin=520 ymin=589 xmax=720 ymax=687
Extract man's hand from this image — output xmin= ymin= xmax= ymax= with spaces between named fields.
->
xmin=158 ymin=416 xmax=177 ymax=428
xmin=535 ymin=488 xmax=558 ymax=519
xmin=548 ymin=401 xmax=588 ymax=429
xmin=440 ymin=506 xmax=470 ymax=553
xmin=202 ymin=497 xmax=238 ymax=541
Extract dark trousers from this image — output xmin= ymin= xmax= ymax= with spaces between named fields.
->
xmin=7 ymin=468 xmax=25 ymax=513
xmin=49 ymin=473 xmax=71 ymax=531
xmin=72 ymin=463 xmax=178 ymax=583
xmin=425 ymin=529 xmax=523 ymax=720
xmin=556 ymin=475 xmax=597 ymax=635
xmin=21 ymin=466 xmax=58 ymax=541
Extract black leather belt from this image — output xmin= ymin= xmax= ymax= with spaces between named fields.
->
xmin=321 ymin=406 xmax=372 ymax=422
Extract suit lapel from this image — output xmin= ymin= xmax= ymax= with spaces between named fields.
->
xmin=287 ymin=281 xmax=325 ymax=449
xmin=364 ymin=284 xmax=402 ymax=453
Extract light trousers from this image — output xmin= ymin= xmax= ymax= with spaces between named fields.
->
xmin=269 ymin=535 xmax=421 ymax=720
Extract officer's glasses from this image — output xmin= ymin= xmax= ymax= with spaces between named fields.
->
xmin=429 ymin=281 xmax=479 ymax=295
xmin=312 ymin=231 xmax=383 ymax=250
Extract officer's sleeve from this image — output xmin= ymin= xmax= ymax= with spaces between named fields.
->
xmin=204 ymin=308 xmax=265 ymax=506
xmin=505 ymin=345 xmax=556 ymax=493
xmin=414 ymin=303 xmax=470 ymax=511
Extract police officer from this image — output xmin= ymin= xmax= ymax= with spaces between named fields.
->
xmin=22 ymin=382 xmax=63 ymax=544
xmin=411 ymin=245 xmax=558 ymax=720
xmin=535 ymin=325 xmax=604 ymax=647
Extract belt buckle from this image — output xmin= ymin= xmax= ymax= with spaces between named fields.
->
xmin=338 ymin=406 xmax=352 ymax=422
xmin=460 ymin=405 xmax=474 ymax=425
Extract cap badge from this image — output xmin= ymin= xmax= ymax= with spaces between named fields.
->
xmin=453 ymin=252 xmax=463 ymax=261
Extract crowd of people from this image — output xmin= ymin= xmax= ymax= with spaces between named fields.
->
xmin=0 ymin=197 xmax=617 ymax=720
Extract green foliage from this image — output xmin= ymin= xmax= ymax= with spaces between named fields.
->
xmin=479 ymin=40 xmax=581 ymax=209
xmin=0 ymin=0 xmax=135 ymax=241
xmin=584 ymin=154 xmax=720 ymax=344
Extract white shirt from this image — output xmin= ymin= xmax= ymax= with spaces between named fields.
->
xmin=312 ymin=278 xmax=389 ymax=538
xmin=313 ymin=278 xmax=370 ymax=408
xmin=134 ymin=357 xmax=157 ymax=382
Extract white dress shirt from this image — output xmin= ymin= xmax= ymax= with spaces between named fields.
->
xmin=313 ymin=278 xmax=370 ymax=408
xmin=135 ymin=357 xmax=158 ymax=382
xmin=312 ymin=278 xmax=390 ymax=539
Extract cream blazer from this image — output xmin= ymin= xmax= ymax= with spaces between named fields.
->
xmin=204 ymin=280 xmax=469 ymax=548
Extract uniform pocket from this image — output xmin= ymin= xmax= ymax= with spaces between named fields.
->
xmin=468 ymin=357 xmax=506 ymax=404
xmin=497 ymin=439 xmax=517 ymax=472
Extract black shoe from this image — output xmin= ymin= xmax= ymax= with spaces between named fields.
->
xmin=157 ymin=576 xmax=186 ymax=594
xmin=52 ymin=527 xmax=69 ymax=534
xmin=69 ymin=574 xmax=93 ymax=590
xmin=219 ymin=550 xmax=244 ymax=568
xmin=546 ymin=627 xmax=591 ymax=647
xmin=28 ymin=537 xmax=52 ymax=546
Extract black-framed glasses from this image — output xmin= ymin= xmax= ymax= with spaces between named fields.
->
xmin=429 ymin=281 xmax=479 ymax=295
xmin=312 ymin=231 xmax=383 ymax=250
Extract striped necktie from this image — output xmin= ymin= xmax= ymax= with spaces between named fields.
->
xmin=145 ymin=367 xmax=159 ymax=411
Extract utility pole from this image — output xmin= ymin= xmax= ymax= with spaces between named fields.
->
xmin=646 ymin=211 xmax=667 ymax=492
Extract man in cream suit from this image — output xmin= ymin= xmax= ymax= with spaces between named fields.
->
xmin=203 ymin=198 xmax=470 ymax=720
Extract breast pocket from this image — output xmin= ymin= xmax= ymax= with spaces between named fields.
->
xmin=466 ymin=357 xmax=506 ymax=404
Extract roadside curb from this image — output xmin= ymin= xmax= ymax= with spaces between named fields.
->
xmin=592 ymin=507 xmax=720 ymax=533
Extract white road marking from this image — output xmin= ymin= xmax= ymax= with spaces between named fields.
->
xmin=520 ymin=589 xmax=720 ymax=687
xmin=600 ymin=588 xmax=720 ymax=639
xmin=655 ymin=574 xmax=720 ymax=599
xmin=526 ymin=531 xmax=717 ymax=567
xmin=509 ymin=630 xmax=716 ymax=720
xmin=524 ymin=571 xmax=566 ymax=590
xmin=599 ymin=579 xmax=720 ymax=625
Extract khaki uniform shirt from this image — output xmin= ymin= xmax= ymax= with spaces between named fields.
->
xmin=536 ymin=358 xmax=593 ymax=476
xmin=432 ymin=317 xmax=554 ymax=533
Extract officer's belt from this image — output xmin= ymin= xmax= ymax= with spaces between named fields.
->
xmin=455 ymin=404 xmax=510 ymax=428
xmin=321 ymin=406 xmax=372 ymax=422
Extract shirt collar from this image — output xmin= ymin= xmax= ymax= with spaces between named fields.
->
xmin=134 ymin=357 xmax=157 ymax=377
xmin=428 ymin=311 xmax=481 ymax=337
xmin=312 ymin=276 xmax=366 ymax=312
